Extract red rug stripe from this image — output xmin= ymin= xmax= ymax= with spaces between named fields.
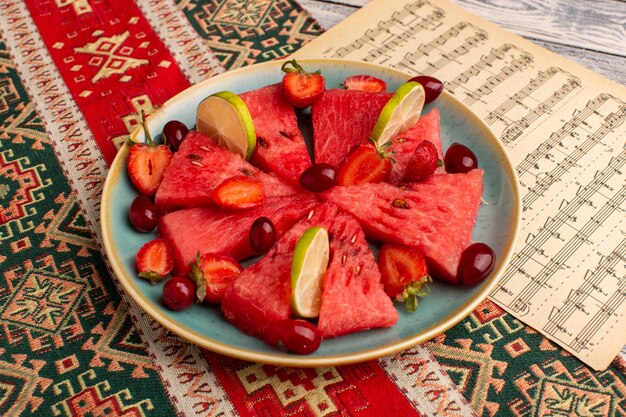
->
xmin=25 ymin=0 xmax=191 ymax=165
xmin=203 ymin=350 xmax=420 ymax=417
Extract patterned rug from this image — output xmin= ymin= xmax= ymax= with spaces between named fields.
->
xmin=0 ymin=1 xmax=624 ymax=416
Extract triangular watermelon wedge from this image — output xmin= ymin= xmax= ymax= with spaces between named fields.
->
xmin=158 ymin=194 xmax=317 ymax=275
xmin=387 ymin=108 xmax=445 ymax=184
xmin=221 ymin=202 xmax=338 ymax=344
xmin=318 ymin=211 xmax=398 ymax=338
xmin=155 ymin=131 xmax=296 ymax=213
xmin=312 ymin=89 xmax=392 ymax=167
xmin=240 ymin=84 xmax=312 ymax=186
xmin=324 ymin=170 xmax=484 ymax=283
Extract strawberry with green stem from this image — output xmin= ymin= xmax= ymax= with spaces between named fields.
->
xmin=337 ymin=139 xmax=394 ymax=186
xmin=281 ymin=60 xmax=325 ymax=108
xmin=379 ymin=243 xmax=431 ymax=312
xmin=190 ymin=252 xmax=243 ymax=303
xmin=127 ymin=110 xmax=173 ymax=197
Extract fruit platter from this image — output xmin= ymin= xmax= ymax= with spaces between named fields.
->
xmin=101 ymin=59 xmax=521 ymax=366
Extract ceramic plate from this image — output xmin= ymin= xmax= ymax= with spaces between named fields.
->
xmin=101 ymin=59 xmax=521 ymax=367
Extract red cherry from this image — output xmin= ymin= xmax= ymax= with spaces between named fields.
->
xmin=129 ymin=195 xmax=158 ymax=232
xmin=249 ymin=216 xmax=276 ymax=253
xmin=162 ymin=276 xmax=195 ymax=310
xmin=408 ymin=75 xmax=444 ymax=104
xmin=299 ymin=164 xmax=337 ymax=192
xmin=444 ymin=143 xmax=478 ymax=173
xmin=457 ymin=243 xmax=495 ymax=286
xmin=275 ymin=319 xmax=321 ymax=354
xmin=162 ymin=120 xmax=188 ymax=152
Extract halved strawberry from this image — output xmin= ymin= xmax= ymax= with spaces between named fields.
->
xmin=190 ymin=253 xmax=243 ymax=303
xmin=379 ymin=244 xmax=431 ymax=312
xmin=337 ymin=143 xmax=392 ymax=186
xmin=403 ymin=140 xmax=439 ymax=182
xmin=281 ymin=59 xmax=325 ymax=108
xmin=127 ymin=113 xmax=173 ymax=196
xmin=343 ymin=75 xmax=387 ymax=92
xmin=136 ymin=238 xmax=174 ymax=283
xmin=211 ymin=175 xmax=265 ymax=210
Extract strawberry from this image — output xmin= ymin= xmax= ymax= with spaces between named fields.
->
xmin=127 ymin=112 xmax=173 ymax=196
xmin=379 ymin=244 xmax=431 ymax=312
xmin=211 ymin=175 xmax=265 ymax=210
xmin=281 ymin=59 xmax=325 ymax=108
xmin=337 ymin=142 xmax=392 ymax=186
xmin=190 ymin=253 xmax=243 ymax=303
xmin=342 ymin=75 xmax=387 ymax=92
xmin=136 ymin=238 xmax=174 ymax=283
xmin=403 ymin=140 xmax=439 ymax=182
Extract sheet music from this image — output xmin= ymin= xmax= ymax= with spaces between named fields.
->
xmin=294 ymin=0 xmax=626 ymax=370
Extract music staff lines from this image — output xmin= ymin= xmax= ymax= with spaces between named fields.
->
xmin=544 ymin=239 xmax=626 ymax=351
xmin=399 ymin=27 xmax=488 ymax=76
xmin=500 ymin=77 xmax=581 ymax=145
xmin=485 ymin=67 xmax=562 ymax=126
xmin=333 ymin=0 xmax=444 ymax=61
xmin=516 ymin=94 xmax=611 ymax=179
xmin=498 ymin=153 xmax=626 ymax=313
xmin=521 ymin=103 xmax=626 ymax=209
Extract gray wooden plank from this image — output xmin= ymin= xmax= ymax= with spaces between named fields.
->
xmin=298 ymin=0 xmax=358 ymax=29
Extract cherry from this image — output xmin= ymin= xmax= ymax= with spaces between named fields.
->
xmin=275 ymin=319 xmax=321 ymax=354
xmin=444 ymin=143 xmax=478 ymax=173
xmin=457 ymin=243 xmax=495 ymax=286
xmin=249 ymin=216 xmax=276 ymax=253
xmin=162 ymin=276 xmax=196 ymax=310
xmin=408 ymin=75 xmax=444 ymax=104
xmin=299 ymin=163 xmax=337 ymax=192
xmin=129 ymin=195 xmax=159 ymax=232
xmin=162 ymin=120 xmax=188 ymax=152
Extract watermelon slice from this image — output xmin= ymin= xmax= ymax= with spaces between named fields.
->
xmin=240 ymin=84 xmax=311 ymax=186
xmin=324 ymin=170 xmax=484 ymax=283
xmin=221 ymin=202 xmax=338 ymax=344
xmin=158 ymin=194 xmax=317 ymax=275
xmin=318 ymin=211 xmax=398 ymax=338
xmin=312 ymin=89 xmax=392 ymax=167
xmin=387 ymin=108 xmax=445 ymax=184
xmin=155 ymin=131 xmax=296 ymax=213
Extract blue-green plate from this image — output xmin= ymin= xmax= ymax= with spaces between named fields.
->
xmin=101 ymin=59 xmax=521 ymax=367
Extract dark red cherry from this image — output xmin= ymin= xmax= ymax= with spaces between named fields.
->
xmin=129 ymin=195 xmax=159 ymax=232
xmin=408 ymin=75 xmax=444 ymax=104
xmin=162 ymin=276 xmax=195 ymax=310
xmin=162 ymin=120 xmax=188 ymax=152
xmin=249 ymin=216 xmax=276 ymax=253
xmin=275 ymin=319 xmax=321 ymax=354
xmin=457 ymin=243 xmax=495 ymax=286
xmin=299 ymin=163 xmax=337 ymax=192
xmin=444 ymin=143 xmax=478 ymax=173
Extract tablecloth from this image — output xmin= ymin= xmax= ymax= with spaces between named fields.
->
xmin=0 ymin=1 xmax=625 ymax=416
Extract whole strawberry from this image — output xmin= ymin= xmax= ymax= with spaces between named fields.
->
xmin=281 ymin=59 xmax=325 ymax=108
xmin=403 ymin=140 xmax=439 ymax=182
xmin=127 ymin=111 xmax=173 ymax=196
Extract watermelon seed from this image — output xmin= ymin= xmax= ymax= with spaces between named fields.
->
xmin=188 ymin=154 xmax=202 ymax=160
xmin=258 ymin=137 xmax=268 ymax=147
xmin=350 ymin=234 xmax=357 ymax=244
xmin=392 ymin=198 xmax=410 ymax=209
xmin=394 ymin=137 xmax=406 ymax=143
xmin=307 ymin=210 xmax=314 ymax=220
xmin=191 ymin=160 xmax=204 ymax=167
xmin=342 ymin=254 xmax=347 ymax=264
xmin=200 ymin=146 xmax=211 ymax=152
xmin=355 ymin=265 xmax=361 ymax=275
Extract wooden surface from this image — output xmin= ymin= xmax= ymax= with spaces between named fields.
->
xmin=298 ymin=0 xmax=626 ymax=85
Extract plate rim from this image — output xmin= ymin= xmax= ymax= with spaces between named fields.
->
xmin=100 ymin=58 xmax=522 ymax=367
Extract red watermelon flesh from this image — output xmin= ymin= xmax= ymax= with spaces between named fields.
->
xmin=221 ymin=202 xmax=338 ymax=344
xmin=318 ymin=211 xmax=398 ymax=338
xmin=387 ymin=108 xmax=445 ymax=185
xmin=323 ymin=169 xmax=484 ymax=283
xmin=240 ymin=84 xmax=311 ymax=186
xmin=312 ymin=89 xmax=392 ymax=167
xmin=158 ymin=194 xmax=317 ymax=275
xmin=155 ymin=131 xmax=296 ymax=213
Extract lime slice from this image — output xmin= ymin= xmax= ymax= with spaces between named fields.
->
xmin=196 ymin=91 xmax=256 ymax=160
xmin=371 ymin=81 xmax=425 ymax=146
xmin=291 ymin=226 xmax=330 ymax=318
